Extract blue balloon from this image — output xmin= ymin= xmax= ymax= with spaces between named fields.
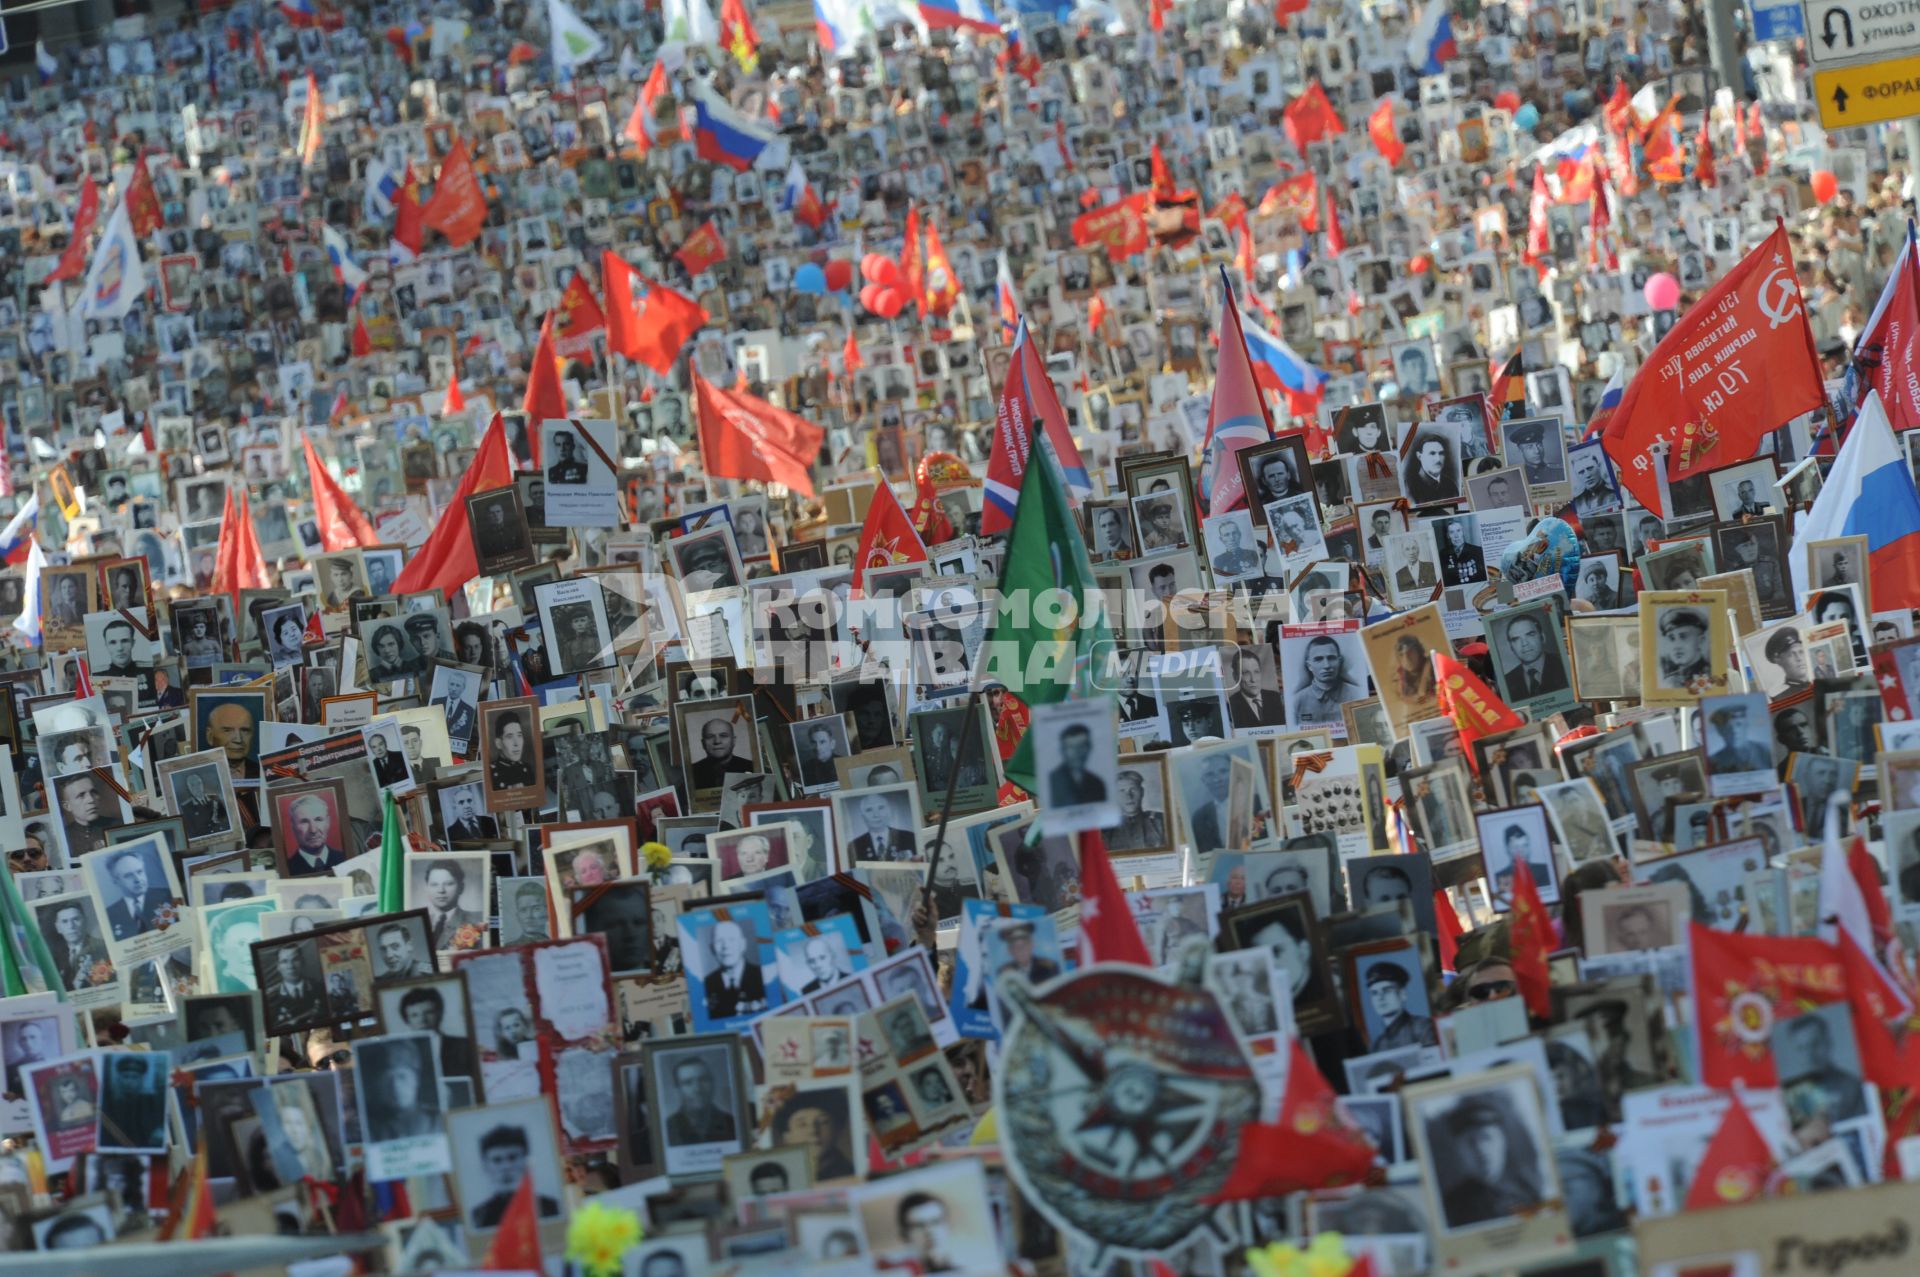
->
xmin=794 ymin=263 xmax=827 ymax=294
xmin=1515 ymin=102 xmax=1540 ymax=131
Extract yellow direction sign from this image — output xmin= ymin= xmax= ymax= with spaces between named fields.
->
xmin=1815 ymin=54 xmax=1920 ymax=129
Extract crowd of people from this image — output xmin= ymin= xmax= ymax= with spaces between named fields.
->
xmin=0 ymin=0 xmax=1914 ymax=1270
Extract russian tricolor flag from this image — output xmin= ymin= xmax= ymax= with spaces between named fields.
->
xmin=36 ymin=41 xmax=59 ymax=84
xmin=918 ymin=0 xmax=1001 ymax=32
xmin=1405 ymin=0 xmax=1457 ymax=75
xmin=1790 ymin=390 xmax=1920 ymax=610
xmin=687 ymin=81 xmax=780 ymax=171
xmin=322 ymin=223 xmax=368 ymax=298
xmin=0 ymin=493 xmax=39 ymax=566
xmin=1581 ymin=366 xmax=1624 ymax=441
xmin=1239 ymin=313 xmax=1330 ymax=416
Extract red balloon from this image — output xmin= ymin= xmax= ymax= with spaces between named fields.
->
xmin=1408 ymin=255 xmax=1430 ymax=275
xmin=871 ymin=258 xmax=902 ymax=289
xmin=860 ymin=253 xmax=891 ymax=285
xmin=824 ymin=259 xmax=853 ymax=291
xmin=858 ymin=283 xmax=882 ymax=311
xmin=873 ymin=287 xmax=906 ymax=318
xmin=1494 ymin=90 xmax=1521 ymax=113
xmin=1811 ymin=170 xmax=1839 ymax=203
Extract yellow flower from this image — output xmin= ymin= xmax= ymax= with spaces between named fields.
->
xmin=1246 ymin=1233 xmax=1350 ymax=1277
xmin=641 ymin=841 xmax=673 ymax=872
xmin=565 ymin=1201 xmax=642 ymax=1277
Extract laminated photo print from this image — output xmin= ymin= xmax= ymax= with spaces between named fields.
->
xmin=773 ymin=914 xmax=868 ymax=999
xmin=949 ymin=900 xmax=1046 ymax=1040
xmin=678 ymin=901 xmax=785 ymax=1032
xmin=980 ymin=913 xmax=1070 ymax=1038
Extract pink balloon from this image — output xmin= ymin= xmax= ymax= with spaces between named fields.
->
xmin=1643 ymin=272 xmax=1681 ymax=312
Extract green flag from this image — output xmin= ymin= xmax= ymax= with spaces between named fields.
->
xmin=974 ymin=447 xmax=1116 ymax=793
xmin=378 ymin=789 xmax=405 ymax=914
xmin=0 ymin=865 xmax=59 ymax=997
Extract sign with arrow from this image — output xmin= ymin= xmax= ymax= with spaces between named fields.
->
xmin=1802 ymin=0 xmax=1920 ymax=64
xmin=1814 ymin=52 xmax=1920 ymax=129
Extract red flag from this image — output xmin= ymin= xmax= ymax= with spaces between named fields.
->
xmin=1682 ymin=1094 xmax=1774 ymax=1210
xmin=1207 ymin=1039 xmax=1377 ymax=1200
xmin=351 ymin=314 xmax=372 ymax=357
xmin=1853 ymin=233 xmax=1920 ymax=431
xmin=211 ymin=485 xmax=271 ymax=607
xmin=1200 ymin=273 xmax=1275 ymax=517
xmin=1434 ymin=888 xmax=1462 ymax=972
xmin=718 ymin=0 xmax=759 ymax=65
xmin=126 ymin=155 xmax=164 ymax=238
xmin=922 ymin=217 xmax=961 ymax=318
xmin=1324 ymin=187 xmax=1346 ymax=255
xmin=1689 ymin=924 xmax=1851 ymax=1088
xmin=853 ymin=478 xmax=930 ymax=579
xmin=443 ymin=372 xmax=466 ymax=416
xmin=392 ymin=162 xmax=424 ymax=258
xmin=1507 ymin=856 xmax=1554 ymax=1020
xmin=901 ymin=206 xmax=925 ymax=320
xmin=603 ymin=251 xmax=709 ymax=374
xmin=44 ymin=175 xmax=99 ymax=285
xmin=1149 ymin=140 xmax=1177 ymax=202
xmin=1258 ymin=173 xmax=1319 ymax=231
xmin=1522 ymin=166 xmax=1551 ymax=278
xmin=693 ymin=373 xmax=824 ymax=495
xmin=157 ymin=1147 xmax=217 ymax=1242
xmin=1589 ymin=174 xmax=1619 ymax=271
xmin=1087 ymin=291 xmax=1108 ymax=338
xmin=1368 ymin=98 xmax=1405 ymax=167
xmin=1070 ymin=193 xmax=1152 ymax=261
xmin=1078 ymin=830 xmax=1151 ymax=965
xmin=1432 ymin=650 xmax=1524 ymax=773
xmin=674 ymin=219 xmax=729 ymax=276
xmin=523 ymin=312 xmax=569 ymax=442
xmin=391 ymin=413 xmax=515 ymax=595
xmin=1695 ymin=122 xmax=1717 ymax=187
xmin=625 ymin=59 xmax=670 ymax=153
xmin=842 ymin=328 xmax=863 ymax=374
xmin=302 ymin=432 xmax=379 ymax=550
xmin=1602 ymin=78 xmax=1633 ymax=136
xmin=554 ymin=274 xmax=607 ymax=357
xmin=1601 ymin=225 xmax=1825 ymax=512
xmin=1282 ymin=81 xmax=1344 ymax=154
xmin=480 ymin=1171 xmax=542 ymax=1271
xmin=421 ymin=138 xmax=487 ymax=248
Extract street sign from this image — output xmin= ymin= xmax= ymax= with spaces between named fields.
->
xmin=1814 ymin=53 xmax=1920 ymax=129
xmin=1803 ymin=0 xmax=1920 ymax=65
xmin=1752 ymin=0 xmax=1806 ymax=42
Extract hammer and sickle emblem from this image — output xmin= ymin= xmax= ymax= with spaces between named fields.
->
xmin=1758 ymin=266 xmax=1802 ymax=330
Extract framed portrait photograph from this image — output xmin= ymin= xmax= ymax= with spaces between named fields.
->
xmin=1623 ymin=751 xmax=1709 ymax=845
xmin=640 ymin=1031 xmax=750 ymax=1179
xmin=1473 ymin=804 xmax=1559 ymax=911
xmin=1638 ymin=590 xmax=1732 ymax=704
xmin=479 ymin=696 xmax=544 ymax=812
xmin=1706 ymin=458 xmax=1780 ymax=521
xmin=156 ymin=749 xmax=242 ymax=849
xmin=406 ymin=853 xmax=492 ymax=953
xmin=1220 ymin=892 xmax=1342 ymax=1035
xmin=907 ymin=698 xmax=998 ymax=822
xmin=267 ymin=777 xmax=354 ymax=878
xmin=1709 ymin=516 xmax=1791 ymax=620
xmin=678 ymin=900 xmax=784 ymax=1031
xmin=1346 ymin=939 xmax=1438 ymax=1051
xmin=1581 ymin=881 xmax=1689 ymax=956
xmin=351 ymin=1032 xmax=451 ymax=1181
xmin=831 ymin=781 xmax=924 ymax=864
xmin=466 ymin=485 xmax=537 ymax=576
xmin=1400 ymin=424 xmax=1462 ymax=505
xmin=1360 ymin=605 xmax=1448 ymax=736
xmin=1238 ymin=435 xmax=1318 ymax=527
xmin=533 ymin=576 xmax=615 ymax=677
xmin=1405 ymin=1063 xmax=1567 ymax=1268
xmin=448 ymin=1095 xmax=567 ymax=1232
xmin=674 ymin=695 xmax=761 ymax=803
xmin=79 ymin=834 xmax=182 ymax=969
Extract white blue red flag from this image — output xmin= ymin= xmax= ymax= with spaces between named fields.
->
xmin=1200 ymin=269 xmax=1277 ymax=516
xmin=1405 ymin=0 xmax=1457 ymax=75
xmin=1790 ymin=390 xmax=1920 ymax=610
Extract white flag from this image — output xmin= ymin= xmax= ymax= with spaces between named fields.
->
xmin=78 ymin=198 xmax=146 ymax=321
xmin=549 ymin=0 xmax=606 ymax=71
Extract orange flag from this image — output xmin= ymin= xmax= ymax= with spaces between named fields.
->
xmin=693 ymin=373 xmax=823 ymax=495
xmin=1507 ymin=856 xmax=1554 ymax=1020
xmin=1683 ymin=1094 xmax=1774 ymax=1210
xmin=421 ymin=138 xmax=487 ymax=248
xmin=391 ymin=413 xmax=515 ymax=596
xmin=523 ymin=312 xmax=569 ymax=461
xmin=301 ymin=432 xmax=379 ymax=551
xmin=1432 ymin=650 xmax=1524 ymax=774
xmin=211 ymin=485 xmax=271 ymax=607
xmin=480 ymin=1171 xmax=542 ymax=1270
